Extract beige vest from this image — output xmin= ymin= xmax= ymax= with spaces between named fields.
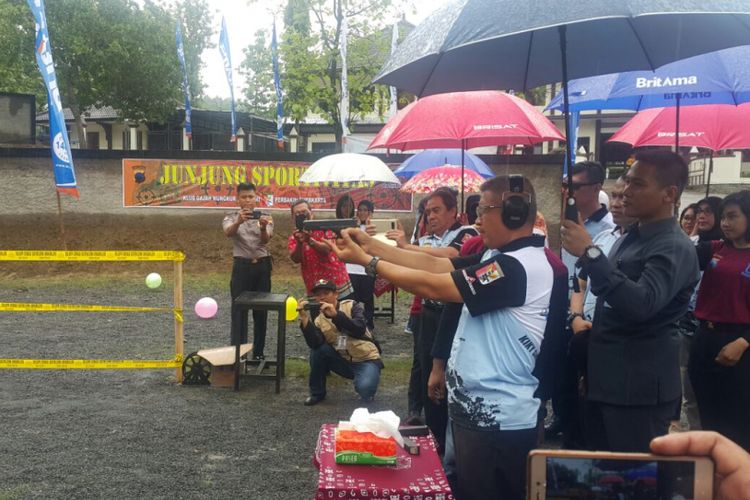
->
xmin=314 ymin=300 xmax=380 ymax=363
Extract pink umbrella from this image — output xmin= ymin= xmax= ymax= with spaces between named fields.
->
xmin=370 ymin=90 xmax=564 ymax=151
xmin=369 ymin=90 xmax=564 ymax=206
xmin=609 ymin=103 xmax=750 ymax=195
xmin=400 ymin=165 xmax=485 ymax=193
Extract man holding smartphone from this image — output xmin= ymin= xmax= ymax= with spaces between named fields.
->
xmin=223 ymin=182 xmax=273 ymax=360
xmin=561 ymin=151 xmax=700 ymax=453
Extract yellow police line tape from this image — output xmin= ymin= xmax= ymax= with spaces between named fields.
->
xmin=0 ymin=250 xmax=185 ymax=261
xmin=0 ymin=356 xmax=183 ymax=370
xmin=0 ymin=302 xmax=184 ymax=322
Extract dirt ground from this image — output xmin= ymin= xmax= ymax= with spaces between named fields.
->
xmin=0 ymin=214 xmax=423 ymax=499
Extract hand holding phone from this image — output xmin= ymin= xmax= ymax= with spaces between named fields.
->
xmin=527 ymin=449 xmax=713 ymax=499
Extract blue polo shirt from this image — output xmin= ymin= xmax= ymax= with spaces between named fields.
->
xmin=446 ymin=235 xmax=568 ymax=431
xmin=418 ymin=222 xmax=478 ymax=251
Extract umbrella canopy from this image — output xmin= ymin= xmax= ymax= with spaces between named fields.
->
xmin=369 ymin=91 xmax=564 ymax=151
xmin=375 ymin=0 xmax=750 ymax=97
xmin=395 ymin=149 xmax=494 ymax=179
xmin=400 ymin=165 xmax=485 ymax=193
xmin=298 ymin=153 xmax=400 ymax=185
xmin=608 ymin=103 xmax=750 ymax=151
xmin=547 ymin=45 xmax=750 ymax=112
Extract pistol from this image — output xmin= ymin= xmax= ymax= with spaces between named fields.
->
xmin=302 ymin=219 xmax=357 ymax=236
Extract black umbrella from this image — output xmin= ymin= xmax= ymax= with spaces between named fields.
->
xmin=375 ymin=0 xmax=750 ymax=219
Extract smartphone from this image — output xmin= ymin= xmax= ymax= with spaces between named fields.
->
xmin=295 ymin=213 xmax=309 ymax=232
xmin=371 ymin=219 xmax=398 ymax=247
xmin=527 ymin=449 xmax=713 ymax=500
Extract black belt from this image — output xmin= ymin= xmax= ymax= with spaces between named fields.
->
xmin=700 ymin=320 xmax=749 ymax=334
xmin=423 ymin=300 xmax=445 ymax=311
xmin=233 ymin=256 xmax=270 ymax=264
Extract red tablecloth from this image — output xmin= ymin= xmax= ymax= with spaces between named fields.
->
xmin=313 ymin=424 xmax=453 ymax=500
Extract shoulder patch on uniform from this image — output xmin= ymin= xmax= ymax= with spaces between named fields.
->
xmin=475 ymin=260 xmax=503 ymax=285
xmin=461 ymin=269 xmax=477 ymax=295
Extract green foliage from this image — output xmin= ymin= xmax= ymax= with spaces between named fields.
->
xmin=240 ymin=0 xmax=404 ymax=149
xmin=0 ymin=0 xmax=212 ymax=129
xmin=238 ymin=30 xmax=276 ymax=119
xmin=0 ymin=0 xmax=44 ymax=105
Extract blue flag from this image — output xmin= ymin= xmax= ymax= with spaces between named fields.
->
xmin=219 ymin=17 xmax=237 ymax=142
xmin=175 ymin=22 xmax=193 ymax=140
xmin=28 ymin=0 xmax=78 ymax=198
xmin=272 ymin=20 xmax=284 ymax=148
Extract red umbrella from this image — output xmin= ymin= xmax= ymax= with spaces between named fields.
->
xmin=608 ymin=103 xmax=750 ymax=151
xmin=370 ymin=90 xmax=564 ymax=151
xmin=609 ymin=103 xmax=750 ymax=195
xmin=400 ymin=165 xmax=485 ymax=193
xmin=369 ymin=90 xmax=564 ymax=206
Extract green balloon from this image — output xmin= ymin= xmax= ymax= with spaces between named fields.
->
xmin=145 ymin=273 xmax=162 ymax=289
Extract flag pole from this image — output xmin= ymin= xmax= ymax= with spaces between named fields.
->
xmin=56 ymin=191 xmax=67 ymax=250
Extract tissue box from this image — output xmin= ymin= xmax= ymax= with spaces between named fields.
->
xmin=334 ymin=428 xmax=397 ymax=465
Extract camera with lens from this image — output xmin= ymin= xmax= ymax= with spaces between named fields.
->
xmin=302 ymin=299 xmax=322 ymax=313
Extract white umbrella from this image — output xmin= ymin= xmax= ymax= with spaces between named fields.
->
xmin=299 ymin=153 xmax=400 ymax=185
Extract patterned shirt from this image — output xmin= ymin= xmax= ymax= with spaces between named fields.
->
xmin=222 ymin=211 xmax=273 ymax=260
xmin=288 ymin=230 xmax=353 ymax=297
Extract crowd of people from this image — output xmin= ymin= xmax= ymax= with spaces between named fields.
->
xmin=222 ymin=149 xmax=750 ymax=499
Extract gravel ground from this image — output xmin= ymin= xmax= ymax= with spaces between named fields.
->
xmin=0 ymin=277 xmax=415 ymax=499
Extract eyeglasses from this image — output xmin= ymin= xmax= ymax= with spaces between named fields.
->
xmin=563 ymin=181 xmax=599 ymax=190
xmin=475 ymin=204 xmax=503 ymax=218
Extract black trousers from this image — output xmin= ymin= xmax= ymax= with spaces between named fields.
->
xmin=407 ymin=313 xmax=423 ymax=416
xmin=419 ymin=304 xmax=448 ymax=453
xmin=585 ymin=398 xmax=677 ymax=452
xmin=453 ymin=423 xmax=537 ymax=500
xmin=552 ymin=326 xmax=586 ymax=448
xmin=349 ymin=273 xmax=375 ymax=330
xmin=230 ymin=257 xmax=271 ymax=357
xmin=689 ymin=322 xmax=750 ymax=451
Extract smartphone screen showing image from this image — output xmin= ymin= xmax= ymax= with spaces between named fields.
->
xmin=547 ymin=457 xmax=695 ymax=499
xmin=528 ymin=451 xmax=713 ymax=500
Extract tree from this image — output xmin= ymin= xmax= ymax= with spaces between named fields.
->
xmin=0 ymin=0 xmax=44 ymax=106
xmin=172 ymin=0 xmax=215 ymax=100
xmin=0 ymin=0 xmax=213 ymax=147
xmin=238 ymin=29 xmax=276 ymax=119
xmin=240 ymin=0 xmax=404 ymax=151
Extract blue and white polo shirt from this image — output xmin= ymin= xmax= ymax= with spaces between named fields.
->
xmin=446 ymin=235 xmax=567 ymax=431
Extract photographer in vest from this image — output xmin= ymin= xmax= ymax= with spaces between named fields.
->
xmin=298 ymin=279 xmax=383 ymax=406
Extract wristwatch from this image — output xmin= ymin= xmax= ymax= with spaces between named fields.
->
xmin=365 ymin=256 xmax=381 ymax=278
xmin=576 ymin=245 xmax=603 ymax=268
xmin=567 ymin=312 xmax=584 ymax=327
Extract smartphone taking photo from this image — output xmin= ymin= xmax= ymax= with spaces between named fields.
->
xmin=527 ymin=450 xmax=713 ymax=500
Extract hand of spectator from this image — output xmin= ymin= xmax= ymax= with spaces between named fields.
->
xmin=320 ymin=302 xmax=337 ymax=319
xmin=386 ymin=220 xmax=407 ymax=247
xmin=293 ymin=230 xmax=309 ymax=243
xmin=651 ymin=431 xmax=750 ymax=500
xmin=715 ymin=338 xmax=749 ymax=366
xmin=239 ymin=208 xmax=252 ymax=222
xmin=325 ymin=228 xmax=371 ymax=266
xmin=427 ymin=363 xmax=447 ymax=403
xmin=571 ymin=316 xmax=593 ymax=335
xmin=259 ymin=215 xmax=272 ymax=228
xmin=298 ymin=300 xmax=310 ymax=325
xmin=364 ymin=223 xmax=377 ymax=236
xmin=458 ymin=212 xmax=469 ymax=226
xmin=561 ymin=215 xmax=594 ymax=257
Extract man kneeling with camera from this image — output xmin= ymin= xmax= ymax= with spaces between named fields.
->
xmin=299 ymin=279 xmax=383 ymax=406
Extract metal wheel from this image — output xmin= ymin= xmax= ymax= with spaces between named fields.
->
xmin=182 ymin=352 xmax=211 ymax=385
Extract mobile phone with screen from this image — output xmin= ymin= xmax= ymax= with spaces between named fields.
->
xmin=527 ymin=450 xmax=713 ymax=500
xmin=370 ymin=219 xmax=398 ymax=247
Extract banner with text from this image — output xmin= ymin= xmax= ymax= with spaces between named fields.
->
xmin=122 ymin=159 xmax=412 ymax=211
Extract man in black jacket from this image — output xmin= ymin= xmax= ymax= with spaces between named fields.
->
xmin=561 ymin=150 xmax=700 ymax=452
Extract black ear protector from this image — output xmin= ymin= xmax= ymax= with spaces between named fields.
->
xmin=501 ymin=175 xmax=531 ymax=230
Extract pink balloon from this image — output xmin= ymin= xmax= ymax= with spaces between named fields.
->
xmin=194 ymin=297 xmax=218 ymax=319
